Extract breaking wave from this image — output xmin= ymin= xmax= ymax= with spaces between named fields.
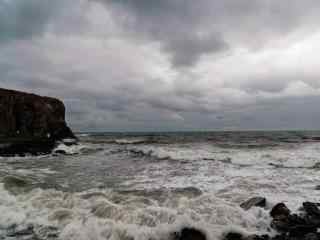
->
xmin=125 ymin=142 xmax=320 ymax=168
xmin=52 ymin=142 xmax=104 ymax=156
xmin=114 ymin=138 xmax=151 ymax=145
xmin=0 ymin=182 xmax=273 ymax=240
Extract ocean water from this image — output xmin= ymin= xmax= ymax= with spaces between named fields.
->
xmin=1 ymin=131 xmax=320 ymax=240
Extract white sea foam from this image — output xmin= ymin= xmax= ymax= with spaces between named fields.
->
xmin=53 ymin=142 xmax=95 ymax=155
xmin=77 ymin=133 xmax=90 ymax=137
xmin=0 ymin=184 xmax=274 ymax=240
xmin=115 ymin=138 xmax=148 ymax=145
xmin=126 ymin=143 xmax=217 ymax=161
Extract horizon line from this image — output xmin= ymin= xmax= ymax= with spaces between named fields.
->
xmin=75 ymin=129 xmax=320 ymax=133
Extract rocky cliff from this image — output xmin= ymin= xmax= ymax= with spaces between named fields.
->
xmin=0 ymin=88 xmax=76 ymax=156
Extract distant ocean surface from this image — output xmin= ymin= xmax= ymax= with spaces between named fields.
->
xmin=1 ymin=131 xmax=320 ymax=240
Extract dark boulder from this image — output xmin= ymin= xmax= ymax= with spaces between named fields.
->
xmin=0 ymin=88 xmax=76 ymax=156
xmin=240 ymin=197 xmax=266 ymax=210
xmin=301 ymin=202 xmax=320 ymax=228
xmin=271 ymin=213 xmax=303 ymax=233
xmin=271 ymin=212 xmax=317 ymax=236
xmin=246 ymin=235 xmax=270 ymax=240
xmin=302 ymin=202 xmax=320 ymax=217
xmin=173 ymin=227 xmax=207 ymax=240
xmin=224 ymin=232 xmax=244 ymax=240
xmin=270 ymin=203 xmax=291 ymax=219
xmin=224 ymin=232 xmax=270 ymax=240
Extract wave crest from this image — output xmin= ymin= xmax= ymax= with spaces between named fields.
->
xmin=0 ymin=184 xmax=271 ymax=240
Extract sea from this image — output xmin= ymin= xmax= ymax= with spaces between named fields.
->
xmin=0 ymin=131 xmax=320 ymax=240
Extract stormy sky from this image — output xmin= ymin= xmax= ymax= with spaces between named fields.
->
xmin=1 ymin=0 xmax=320 ymax=131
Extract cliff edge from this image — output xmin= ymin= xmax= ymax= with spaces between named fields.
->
xmin=0 ymin=88 xmax=76 ymax=156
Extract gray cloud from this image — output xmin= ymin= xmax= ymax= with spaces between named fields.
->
xmin=1 ymin=0 xmax=320 ymax=130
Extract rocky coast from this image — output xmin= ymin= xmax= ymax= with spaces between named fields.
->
xmin=224 ymin=198 xmax=320 ymax=240
xmin=0 ymin=88 xmax=76 ymax=156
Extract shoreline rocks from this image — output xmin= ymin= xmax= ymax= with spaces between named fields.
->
xmin=0 ymin=88 xmax=76 ymax=156
xmin=225 ymin=199 xmax=320 ymax=240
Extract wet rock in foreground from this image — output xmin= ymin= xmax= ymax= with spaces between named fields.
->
xmin=173 ymin=227 xmax=207 ymax=240
xmin=226 ymin=200 xmax=320 ymax=240
xmin=270 ymin=203 xmax=290 ymax=218
xmin=302 ymin=202 xmax=320 ymax=217
xmin=224 ymin=232 xmax=244 ymax=240
xmin=224 ymin=232 xmax=269 ymax=240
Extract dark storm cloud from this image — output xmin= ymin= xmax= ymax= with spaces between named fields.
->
xmin=99 ymin=0 xmax=320 ymax=67
xmin=98 ymin=0 xmax=231 ymax=66
xmin=0 ymin=0 xmax=67 ymax=43
xmin=163 ymin=32 xmax=227 ymax=67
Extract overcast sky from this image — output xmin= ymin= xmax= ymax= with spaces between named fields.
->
xmin=1 ymin=0 xmax=320 ymax=131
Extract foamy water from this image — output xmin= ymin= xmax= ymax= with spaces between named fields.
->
xmin=0 ymin=131 xmax=320 ymax=240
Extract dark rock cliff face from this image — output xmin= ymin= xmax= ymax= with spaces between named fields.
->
xmin=0 ymin=88 xmax=76 ymax=156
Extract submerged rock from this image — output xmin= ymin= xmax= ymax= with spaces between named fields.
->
xmin=313 ymin=162 xmax=320 ymax=168
xmin=5 ymin=224 xmax=59 ymax=240
xmin=3 ymin=175 xmax=29 ymax=188
xmin=6 ymin=225 xmax=34 ymax=237
xmin=35 ymin=225 xmax=60 ymax=239
xmin=3 ymin=175 xmax=32 ymax=194
xmin=240 ymin=197 xmax=266 ymax=210
xmin=173 ymin=186 xmax=203 ymax=197
xmin=0 ymin=88 xmax=76 ymax=156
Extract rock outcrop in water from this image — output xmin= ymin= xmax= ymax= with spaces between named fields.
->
xmin=240 ymin=197 xmax=266 ymax=210
xmin=225 ymin=199 xmax=320 ymax=240
xmin=0 ymin=88 xmax=76 ymax=156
